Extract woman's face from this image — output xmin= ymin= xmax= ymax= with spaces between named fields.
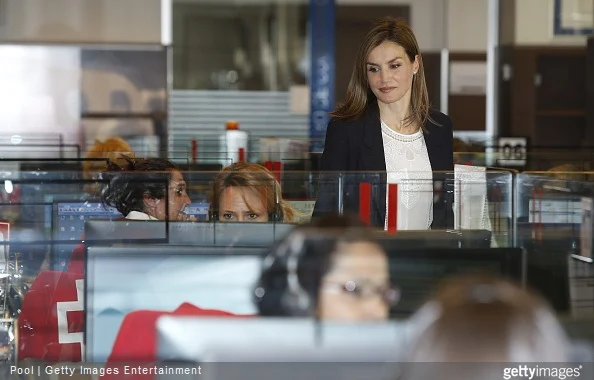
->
xmin=366 ymin=41 xmax=418 ymax=106
xmin=151 ymin=170 xmax=191 ymax=220
xmin=218 ymin=186 xmax=269 ymax=222
xmin=318 ymin=241 xmax=392 ymax=322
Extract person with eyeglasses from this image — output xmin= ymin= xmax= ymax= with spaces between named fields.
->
xmin=253 ymin=213 xmax=399 ymax=321
xmin=99 ymin=155 xmax=194 ymax=222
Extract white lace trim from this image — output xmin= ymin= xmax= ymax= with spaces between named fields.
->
xmin=380 ymin=122 xmax=423 ymax=142
xmin=381 ymin=120 xmax=433 ymax=230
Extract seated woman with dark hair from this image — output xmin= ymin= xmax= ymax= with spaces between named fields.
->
xmin=253 ymin=213 xmax=399 ymax=321
xmin=67 ymin=156 xmax=193 ymax=274
xmin=19 ymin=157 xmax=196 ymax=363
xmin=208 ymin=162 xmax=297 ymax=223
xmin=101 ymin=155 xmax=192 ymax=221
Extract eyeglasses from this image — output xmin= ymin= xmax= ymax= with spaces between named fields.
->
xmin=321 ymin=280 xmax=401 ymax=306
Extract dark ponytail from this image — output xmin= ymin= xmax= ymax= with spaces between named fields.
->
xmin=100 ymin=155 xmax=178 ymax=216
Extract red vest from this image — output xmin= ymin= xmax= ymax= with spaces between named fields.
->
xmin=100 ymin=304 xmax=251 ymax=379
xmin=18 ymin=270 xmax=85 ymax=362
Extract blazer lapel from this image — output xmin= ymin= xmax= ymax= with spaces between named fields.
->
xmin=360 ymin=103 xmax=387 ymax=225
xmin=361 ymin=103 xmax=386 ymax=171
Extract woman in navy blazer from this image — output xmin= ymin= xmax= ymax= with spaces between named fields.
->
xmin=313 ymin=17 xmax=454 ymax=229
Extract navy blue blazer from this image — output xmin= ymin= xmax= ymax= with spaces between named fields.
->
xmin=312 ymin=103 xmax=455 ymax=229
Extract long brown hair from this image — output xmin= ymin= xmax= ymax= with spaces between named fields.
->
xmin=208 ymin=162 xmax=296 ymax=222
xmin=406 ymin=275 xmax=569 ymax=363
xmin=331 ymin=17 xmax=433 ymax=129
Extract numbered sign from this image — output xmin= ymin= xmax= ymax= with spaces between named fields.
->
xmin=497 ymin=137 xmax=527 ymax=167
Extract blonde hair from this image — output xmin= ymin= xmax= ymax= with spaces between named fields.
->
xmin=331 ymin=17 xmax=434 ymax=130
xmin=406 ymin=275 xmax=569 ymax=364
xmin=208 ymin=162 xmax=296 ymax=222
xmin=83 ymin=137 xmax=134 ymax=178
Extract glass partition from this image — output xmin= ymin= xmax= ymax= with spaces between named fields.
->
xmin=1 ymin=168 xmax=590 ymax=369
xmin=516 ymin=173 xmax=594 ymax=318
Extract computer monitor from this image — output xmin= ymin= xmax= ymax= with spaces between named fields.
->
xmin=84 ymin=220 xmax=295 ymax=246
xmin=184 ymin=202 xmax=209 ymax=221
xmin=375 ymin=229 xmax=493 ymax=250
xmin=52 ymin=202 xmax=211 ymax=261
xmin=85 ymin=245 xmax=266 ymax=362
xmin=155 ymin=317 xmax=407 ymax=380
xmin=388 ymin=247 xmax=525 ymax=318
xmin=53 ymin=201 xmax=122 ymax=271
xmin=157 ymin=317 xmax=408 ymax=361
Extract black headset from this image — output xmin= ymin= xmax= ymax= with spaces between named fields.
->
xmin=253 ymin=231 xmax=313 ymax=316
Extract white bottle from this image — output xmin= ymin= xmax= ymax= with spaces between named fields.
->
xmin=220 ymin=120 xmax=248 ymax=166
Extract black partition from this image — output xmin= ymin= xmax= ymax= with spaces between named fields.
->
xmin=388 ymin=247 xmax=525 ymax=318
xmin=84 ymin=220 xmax=295 ymax=247
xmin=375 ymin=229 xmax=492 ymax=250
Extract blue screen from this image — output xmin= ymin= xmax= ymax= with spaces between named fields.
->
xmin=185 ymin=201 xmax=209 ymax=221
xmin=53 ymin=202 xmax=210 ymax=271
xmin=54 ymin=202 xmax=122 ymax=271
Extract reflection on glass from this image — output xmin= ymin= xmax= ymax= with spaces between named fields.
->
xmin=172 ymin=1 xmax=308 ymax=91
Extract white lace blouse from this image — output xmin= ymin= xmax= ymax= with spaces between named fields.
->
xmin=381 ymin=120 xmax=433 ymax=230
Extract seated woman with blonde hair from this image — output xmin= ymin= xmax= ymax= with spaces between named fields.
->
xmin=208 ymin=162 xmax=297 ymax=223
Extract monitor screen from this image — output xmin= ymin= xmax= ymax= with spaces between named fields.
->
xmin=55 ymin=202 xmax=211 ymax=270
xmin=85 ymin=244 xmax=524 ymax=361
xmin=184 ymin=202 xmax=209 ymax=221
xmin=53 ymin=202 xmax=122 ymax=271
xmin=156 ymin=316 xmax=408 ymax=357
xmin=155 ymin=318 xmax=408 ymax=380
xmin=85 ymin=245 xmax=266 ymax=362
xmin=388 ymin=248 xmax=525 ymax=318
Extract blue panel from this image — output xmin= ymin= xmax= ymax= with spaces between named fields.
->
xmin=554 ymin=0 xmax=594 ymax=36
xmin=309 ymin=0 xmax=336 ymax=153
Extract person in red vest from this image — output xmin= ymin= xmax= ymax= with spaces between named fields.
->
xmin=19 ymin=156 xmax=195 ymax=362
xmin=18 ymin=270 xmax=85 ymax=362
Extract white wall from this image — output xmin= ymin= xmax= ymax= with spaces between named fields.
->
xmin=0 ymin=0 xmax=161 ymax=44
xmin=337 ymin=0 xmax=448 ymax=51
xmin=514 ymin=0 xmax=589 ymax=45
xmin=447 ymin=0 xmax=489 ymax=51
xmin=338 ymin=0 xmax=488 ymax=51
